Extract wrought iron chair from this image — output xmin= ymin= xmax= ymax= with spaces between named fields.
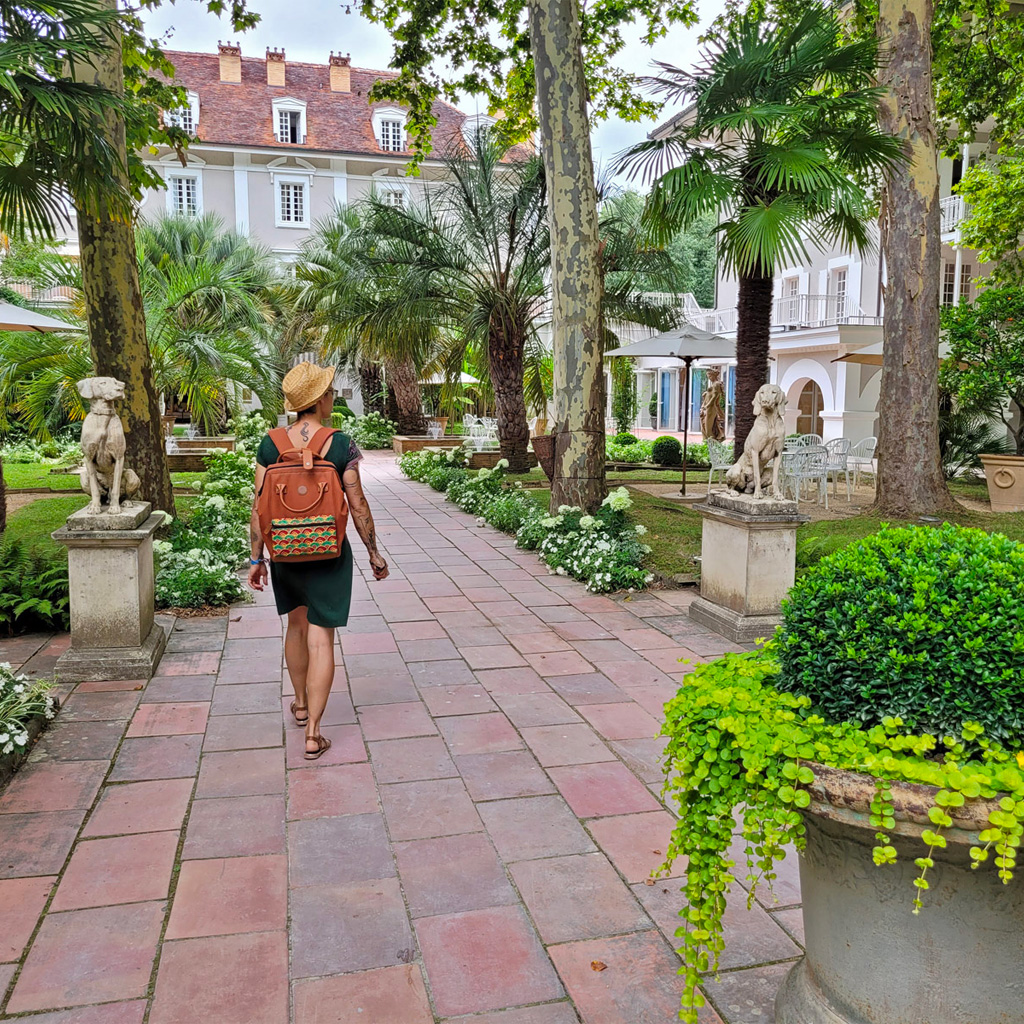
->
xmin=824 ymin=438 xmax=852 ymax=500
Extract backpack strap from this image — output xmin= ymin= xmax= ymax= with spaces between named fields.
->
xmin=269 ymin=427 xmax=294 ymax=460
xmin=309 ymin=426 xmax=337 ymax=458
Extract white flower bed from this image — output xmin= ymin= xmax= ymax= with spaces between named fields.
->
xmin=0 ymin=664 xmax=56 ymax=757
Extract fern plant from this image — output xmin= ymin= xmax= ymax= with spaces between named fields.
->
xmin=0 ymin=541 xmax=70 ymax=636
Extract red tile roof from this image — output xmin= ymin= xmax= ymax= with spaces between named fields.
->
xmin=162 ymin=50 xmax=519 ymax=161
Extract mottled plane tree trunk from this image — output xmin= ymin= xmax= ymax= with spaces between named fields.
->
xmin=74 ymin=0 xmax=174 ymax=514
xmin=529 ymin=0 xmax=606 ymax=512
xmin=874 ymin=0 xmax=952 ymax=516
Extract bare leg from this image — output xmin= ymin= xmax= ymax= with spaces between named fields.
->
xmin=285 ymin=607 xmax=310 ymax=718
xmin=304 ymin=624 xmax=336 ymax=752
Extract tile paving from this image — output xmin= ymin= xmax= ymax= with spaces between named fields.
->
xmin=0 ymin=452 xmax=802 ymax=1022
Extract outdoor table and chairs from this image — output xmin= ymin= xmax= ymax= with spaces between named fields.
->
xmin=849 ymin=436 xmax=878 ymax=489
xmin=824 ymin=437 xmax=852 ymax=499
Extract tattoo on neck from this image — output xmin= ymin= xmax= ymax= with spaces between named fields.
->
xmin=299 ymin=423 xmax=310 ymax=442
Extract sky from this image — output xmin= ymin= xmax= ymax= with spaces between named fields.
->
xmin=139 ymin=0 xmax=726 ymax=180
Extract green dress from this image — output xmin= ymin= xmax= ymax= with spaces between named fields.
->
xmin=256 ymin=431 xmax=359 ymax=628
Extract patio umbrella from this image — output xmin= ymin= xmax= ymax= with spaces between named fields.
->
xmin=0 ymin=301 xmax=77 ymax=333
xmin=606 ymin=323 xmax=736 ymax=496
xmin=833 ymin=340 xmax=952 ymax=365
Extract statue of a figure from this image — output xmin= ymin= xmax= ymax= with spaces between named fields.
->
xmin=77 ymin=376 xmax=141 ymax=514
xmin=699 ymin=366 xmax=726 ymax=440
xmin=724 ymin=383 xmax=787 ymax=499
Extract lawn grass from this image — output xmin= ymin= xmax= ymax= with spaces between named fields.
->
xmin=515 ymin=466 xmax=710 ymax=487
xmin=4 ymin=495 xmax=89 ymax=554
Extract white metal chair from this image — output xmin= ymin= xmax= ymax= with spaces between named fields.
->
xmin=707 ymin=438 xmax=734 ymax=488
xmin=787 ymin=446 xmax=829 ymax=507
xmin=800 ymin=433 xmax=823 ymax=446
xmin=849 ymin=436 xmax=878 ymax=489
xmin=824 ymin=438 xmax=852 ymax=500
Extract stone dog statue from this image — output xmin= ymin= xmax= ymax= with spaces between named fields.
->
xmin=724 ymin=383 xmax=787 ymax=499
xmin=77 ymin=376 xmax=141 ymax=515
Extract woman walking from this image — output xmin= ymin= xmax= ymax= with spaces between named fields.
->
xmin=248 ymin=362 xmax=388 ymax=759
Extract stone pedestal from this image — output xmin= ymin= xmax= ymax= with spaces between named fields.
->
xmin=689 ymin=490 xmax=807 ymax=642
xmin=51 ymin=501 xmax=167 ymax=681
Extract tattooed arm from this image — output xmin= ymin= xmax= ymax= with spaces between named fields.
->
xmin=247 ymin=462 xmax=269 ymax=591
xmin=343 ymin=464 xmax=389 ymax=581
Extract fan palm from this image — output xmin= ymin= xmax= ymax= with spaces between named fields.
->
xmin=293 ymin=204 xmax=433 ymax=436
xmin=619 ymin=6 xmax=903 ymax=448
xmin=0 ymin=215 xmax=289 ymax=439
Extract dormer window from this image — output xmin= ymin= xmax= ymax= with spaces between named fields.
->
xmin=272 ymin=97 xmax=307 ymax=145
xmin=166 ymin=91 xmax=199 ymax=135
xmin=372 ymin=108 xmax=407 ymax=153
xmin=461 ymin=113 xmax=496 ymax=148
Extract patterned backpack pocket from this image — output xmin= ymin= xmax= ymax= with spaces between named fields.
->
xmin=269 ymin=515 xmax=340 ymax=560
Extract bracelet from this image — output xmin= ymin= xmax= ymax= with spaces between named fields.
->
xmin=250 ymin=558 xmax=266 ymax=566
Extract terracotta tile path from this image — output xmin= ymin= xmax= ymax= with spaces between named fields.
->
xmin=0 ymin=453 xmax=803 ymax=1023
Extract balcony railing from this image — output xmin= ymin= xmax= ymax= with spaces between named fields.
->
xmin=940 ymin=195 xmax=966 ymax=233
xmin=684 ymin=293 xmax=882 ymax=335
xmin=6 ymin=281 xmax=76 ymax=305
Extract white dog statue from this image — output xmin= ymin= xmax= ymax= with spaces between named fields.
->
xmin=724 ymin=383 xmax=787 ymax=499
xmin=77 ymin=376 xmax=141 ymax=515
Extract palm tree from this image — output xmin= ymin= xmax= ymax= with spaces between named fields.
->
xmin=0 ymin=215 xmax=289 ymax=439
xmin=293 ymin=205 xmax=432 ymax=436
xmin=620 ymin=6 xmax=903 ymax=449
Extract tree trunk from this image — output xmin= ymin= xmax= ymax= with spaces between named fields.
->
xmin=73 ymin=0 xmax=174 ymax=514
xmin=0 ymin=452 xmax=6 ymax=535
xmin=490 ymin=322 xmax=532 ymax=472
xmin=385 ymin=356 xmax=427 ymax=435
xmin=734 ymin=272 xmax=774 ymax=452
xmin=874 ymin=0 xmax=953 ymax=516
xmin=529 ymin=0 xmax=606 ymax=513
xmin=359 ymin=362 xmax=386 ymax=416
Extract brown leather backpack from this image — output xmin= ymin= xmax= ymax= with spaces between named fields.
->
xmin=257 ymin=426 xmax=349 ymax=563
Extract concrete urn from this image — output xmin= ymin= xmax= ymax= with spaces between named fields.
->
xmin=980 ymin=454 xmax=1024 ymax=513
xmin=775 ymin=764 xmax=1024 ymax=1024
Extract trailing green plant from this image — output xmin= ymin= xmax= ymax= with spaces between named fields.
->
xmin=661 ymin=648 xmax=1024 ymax=1023
xmin=516 ymin=487 xmax=653 ymax=593
xmin=0 ymin=541 xmax=70 ymax=635
xmin=651 ymin=435 xmax=682 ymax=466
xmin=775 ymin=524 xmax=1024 ymax=749
xmin=0 ymin=663 xmax=56 ymax=756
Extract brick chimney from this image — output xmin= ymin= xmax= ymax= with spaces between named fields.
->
xmin=266 ymin=47 xmax=285 ymax=87
xmin=217 ymin=41 xmax=241 ymax=83
xmin=329 ymin=52 xmax=351 ymax=93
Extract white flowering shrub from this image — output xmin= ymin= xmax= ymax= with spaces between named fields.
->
xmin=226 ymin=412 xmax=273 ymax=454
xmin=350 ymin=411 xmax=397 ymax=449
xmin=0 ymin=432 xmax=81 ymax=465
xmin=155 ymin=448 xmax=254 ymax=608
xmin=516 ymin=487 xmax=653 ymax=593
xmin=399 ymin=447 xmax=469 ymax=491
xmin=446 ymin=460 xmax=510 ymax=514
xmin=0 ymin=664 xmax=55 ymax=757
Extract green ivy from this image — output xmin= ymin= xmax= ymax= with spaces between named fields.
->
xmin=661 ymin=649 xmax=1024 ymax=1022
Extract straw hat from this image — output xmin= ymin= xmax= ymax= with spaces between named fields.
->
xmin=282 ymin=361 xmax=336 ymax=413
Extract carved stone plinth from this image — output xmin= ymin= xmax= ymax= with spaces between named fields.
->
xmin=689 ymin=490 xmax=807 ymax=642
xmin=51 ymin=502 xmax=167 ymax=681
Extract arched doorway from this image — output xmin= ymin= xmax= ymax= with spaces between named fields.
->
xmin=796 ymin=380 xmax=824 ymax=438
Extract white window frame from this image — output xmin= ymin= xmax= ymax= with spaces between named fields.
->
xmin=461 ymin=113 xmax=496 ymax=148
xmin=960 ymin=264 xmax=973 ymax=304
xmin=275 ymin=176 xmax=309 ymax=228
xmin=831 ymin=266 xmax=849 ymax=321
xmin=371 ymin=168 xmax=411 ymax=208
xmin=166 ymin=172 xmax=202 ymax=216
xmin=166 ymin=90 xmax=199 ymax=134
xmin=942 ymin=262 xmax=957 ymax=307
xmin=272 ymin=97 xmax=307 ymax=145
xmin=372 ymin=107 xmax=407 ymax=152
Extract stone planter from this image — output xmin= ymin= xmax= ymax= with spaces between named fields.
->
xmin=531 ymin=434 xmax=555 ymax=481
xmin=468 ymin=451 xmax=538 ymax=470
xmin=980 ymin=453 xmax=1024 ymax=513
xmin=391 ymin=436 xmax=465 ymax=456
xmin=175 ymin=436 xmax=235 ymax=452
xmin=775 ymin=764 xmax=1024 ymax=1024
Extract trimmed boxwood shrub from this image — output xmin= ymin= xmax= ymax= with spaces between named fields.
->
xmin=775 ymin=523 xmax=1024 ymax=748
xmin=613 ymin=432 xmax=639 ymax=445
xmin=651 ymin=435 xmax=682 ymax=466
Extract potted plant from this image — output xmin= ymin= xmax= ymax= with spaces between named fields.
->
xmin=660 ymin=524 xmax=1024 ymax=1024
xmin=941 ymin=285 xmax=1024 ymax=510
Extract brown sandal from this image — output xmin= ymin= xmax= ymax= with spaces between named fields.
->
xmin=304 ymin=735 xmax=332 ymax=761
xmin=290 ymin=701 xmax=309 ymax=726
